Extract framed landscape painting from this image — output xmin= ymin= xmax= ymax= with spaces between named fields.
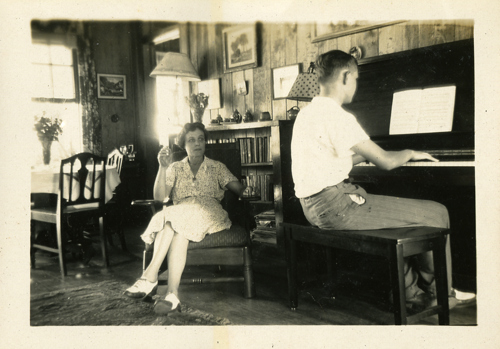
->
xmin=222 ymin=24 xmax=257 ymax=73
xmin=97 ymin=74 xmax=126 ymax=99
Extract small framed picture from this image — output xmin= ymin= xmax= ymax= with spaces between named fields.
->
xmin=97 ymin=74 xmax=126 ymax=99
xmin=272 ymin=64 xmax=300 ymax=99
xmin=222 ymin=24 xmax=258 ymax=73
xmin=198 ymin=79 xmax=222 ymax=109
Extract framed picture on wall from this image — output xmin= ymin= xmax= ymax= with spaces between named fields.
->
xmin=312 ymin=20 xmax=406 ymax=43
xmin=222 ymin=24 xmax=258 ymax=73
xmin=198 ymin=79 xmax=222 ymax=109
xmin=97 ymin=74 xmax=126 ymax=99
xmin=272 ymin=64 xmax=300 ymax=100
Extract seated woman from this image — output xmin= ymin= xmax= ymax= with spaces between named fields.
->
xmin=124 ymin=122 xmax=245 ymax=315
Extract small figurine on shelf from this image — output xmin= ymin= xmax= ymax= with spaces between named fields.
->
xmin=233 ymin=109 xmax=242 ymax=123
xmin=260 ymin=111 xmax=271 ymax=121
xmin=243 ymin=110 xmax=253 ymax=123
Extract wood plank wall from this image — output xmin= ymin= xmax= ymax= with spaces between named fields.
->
xmin=92 ymin=21 xmax=138 ymax=156
xmin=87 ymin=20 xmax=473 ymax=198
xmin=184 ymin=20 xmax=473 ymax=123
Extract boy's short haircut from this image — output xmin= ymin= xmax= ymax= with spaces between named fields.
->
xmin=315 ymin=50 xmax=358 ymax=84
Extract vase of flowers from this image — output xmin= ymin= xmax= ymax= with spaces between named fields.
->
xmin=34 ymin=113 xmax=64 ymax=165
xmin=186 ymin=93 xmax=209 ymax=124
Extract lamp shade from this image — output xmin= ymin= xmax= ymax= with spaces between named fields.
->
xmin=287 ymin=62 xmax=320 ymax=101
xmin=150 ymin=52 xmax=200 ymax=81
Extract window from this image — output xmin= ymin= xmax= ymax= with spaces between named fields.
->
xmin=153 ymin=25 xmax=189 ymax=146
xmin=155 ymin=76 xmax=189 ymax=146
xmin=31 ymin=33 xmax=82 ymax=166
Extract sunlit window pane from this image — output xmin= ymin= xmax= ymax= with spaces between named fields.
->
xmin=30 ymin=38 xmax=81 ymax=167
xmin=32 ymin=64 xmax=54 ymax=98
xmin=155 ymin=76 xmax=190 ymax=146
xmin=32 ymin=43 xmax=51 ymax=64
xmin=52 ymin=65 xmax=75 ymax=99
xmin=49 ymin=45 xmax=73 ymax=66
xmin=32 ymin=42 xmax=75 ymax=99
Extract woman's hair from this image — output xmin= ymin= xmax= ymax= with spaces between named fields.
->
xmin=177 ymin=122 xmax=209 ymax=149
xmin=315 ymin=50 xmax=357 ymax=85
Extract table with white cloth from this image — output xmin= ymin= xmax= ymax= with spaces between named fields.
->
xmin=31 ymin=164 xmax=121 ymax=203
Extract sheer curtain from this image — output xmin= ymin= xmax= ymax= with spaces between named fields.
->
xmin=76 ymin=23 xmax=102 ymax=155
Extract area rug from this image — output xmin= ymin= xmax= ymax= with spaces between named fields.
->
xmin=30 ymin=280 xmax=231 ymax=326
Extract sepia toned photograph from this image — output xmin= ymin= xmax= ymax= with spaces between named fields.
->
xmin=2 ymin=1 xmax=500 ymax=348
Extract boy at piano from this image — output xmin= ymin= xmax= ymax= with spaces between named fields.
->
xmin=291 ymin=50 xmax=475 ymax=310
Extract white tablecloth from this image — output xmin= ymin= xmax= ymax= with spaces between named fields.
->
xmin=31 ymin=165 xmax=121 ymax=204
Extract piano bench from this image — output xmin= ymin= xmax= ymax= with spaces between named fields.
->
xmin=283 ymin=222 xmax=450 ymax=325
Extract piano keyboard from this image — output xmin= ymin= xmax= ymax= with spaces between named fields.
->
xmin=356 ymin=161 xmax=475 ymax=167
xmin=355 ymin=149 xmax=475 ymax=167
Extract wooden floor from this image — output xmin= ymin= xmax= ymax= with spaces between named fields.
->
xmin=30 ymin=221 xmax=477 ymax=326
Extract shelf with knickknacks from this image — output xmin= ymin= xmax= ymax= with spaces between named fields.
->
xmin=243 ymin=110 xmax=253 ymax=123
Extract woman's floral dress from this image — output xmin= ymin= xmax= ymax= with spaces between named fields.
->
xmin=140 ymin=156 xmax=238 ymax=243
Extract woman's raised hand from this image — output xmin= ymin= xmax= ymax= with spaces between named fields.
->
xmin=158 ymin=146 xmax=173 ymax=167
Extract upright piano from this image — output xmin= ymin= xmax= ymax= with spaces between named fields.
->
xmin=347 ymin=39 xmax=476 ymax=291
xmin=274 ymin=39 xmax=476 ymax=292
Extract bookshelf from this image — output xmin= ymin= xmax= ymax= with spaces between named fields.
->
xmin=206 ymin=121 xmax=278 ymax=205
xmin=206 ymin=120 xmax=285 ymax=247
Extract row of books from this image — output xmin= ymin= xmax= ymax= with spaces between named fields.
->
xmin=206 ymin=138 xmax=237 ymax=144
xmin=251 ymin=209 xmax=276 ymax=245
xmin=238 ymin=137 xmax=271 ymax=164
xmin=241 ymin=174 xmax=273 ymax=202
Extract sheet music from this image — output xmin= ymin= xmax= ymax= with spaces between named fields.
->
xmin=389 ymin=85 xmax=456 ymax=135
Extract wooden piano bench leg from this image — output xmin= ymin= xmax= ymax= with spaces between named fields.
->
xmin=389 ymin=243 xmax=408 ymax=325
xmin=434 ymin=234 xmax=450 ymax=325
xmin=284 ymin=224 xmax=299 ymax=310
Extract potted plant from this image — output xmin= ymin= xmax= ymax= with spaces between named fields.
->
xmin=186 ymin=93 xmax=209 ymax=123
xmin=34 ymin=112 xmax=64 ymax=164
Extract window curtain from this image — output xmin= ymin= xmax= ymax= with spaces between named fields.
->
xmin=77 ymin=24 xmax=102 ymax=155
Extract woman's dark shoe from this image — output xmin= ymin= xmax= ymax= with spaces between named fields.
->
xmin=124 ymin=278 xmax=158 ymax=299
xmin=154 ymin=293 xmax=181 ymax=315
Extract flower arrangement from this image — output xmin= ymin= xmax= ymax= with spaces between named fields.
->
xmin=186 ymin=93 xmax=209 ymax=123
xmin=186 ymin=93 xmax=209 ymax=110
xmin=34 ymin=112 xmax=64 ymax=142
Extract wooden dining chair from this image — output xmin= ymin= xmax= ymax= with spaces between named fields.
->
xmin=31 ymin=152 xmax=109 ymax=277
xmin=107 ymin=148 xmax=124 ymax=176
xmin=103 ymin=147 xmax=127 ymax=250
xmin=133 ymin=143 xmax=255 ymax=298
